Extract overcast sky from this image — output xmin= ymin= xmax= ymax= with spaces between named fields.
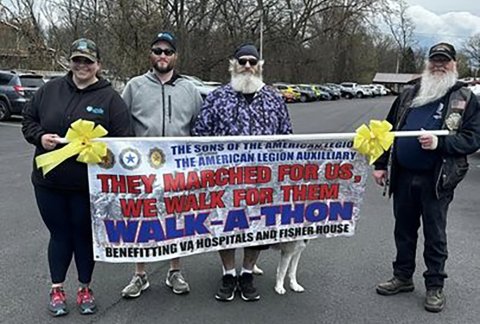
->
xmin=405 ymin=0 xmax=480 ymax=48
xmin=407 ymin=0 xmax=480 ymax=15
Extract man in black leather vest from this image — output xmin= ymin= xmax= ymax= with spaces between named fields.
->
xmin=373 ymin=42 xmax=480 ymax=313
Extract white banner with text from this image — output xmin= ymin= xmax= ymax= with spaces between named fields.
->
xmin=88 ymin=136 xmax=368 ymax=262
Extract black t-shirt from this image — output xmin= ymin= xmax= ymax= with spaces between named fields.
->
xmin=242 ymin=92 xmax=255 ymax=104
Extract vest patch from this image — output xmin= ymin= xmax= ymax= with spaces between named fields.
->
xmin=445 ymin=112 xmax=462 ymax=131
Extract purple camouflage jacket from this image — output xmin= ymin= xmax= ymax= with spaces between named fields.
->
xmin=192 ymin=84 xmax=293 ymax=136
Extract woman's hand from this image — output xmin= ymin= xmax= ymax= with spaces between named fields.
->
xmin=41 ymin=134 xmax=61 ymax=150
xmin=372 ymin=170 xmax=387 ymax=186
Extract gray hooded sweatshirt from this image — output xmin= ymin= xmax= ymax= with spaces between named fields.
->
xmin=122 ymin=70 xmax=203 ymax=137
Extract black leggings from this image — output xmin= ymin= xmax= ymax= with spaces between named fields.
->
xmin=34 ymin=186 xmax=94 ymax=284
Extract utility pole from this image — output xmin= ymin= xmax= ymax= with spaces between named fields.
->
xmin=396 ymin=54 xmax=400 ymax=73
xmin=258 ymin=0 xmax=264 ymax=60
xmin=260 ymin=13 xmax=263 ymax=60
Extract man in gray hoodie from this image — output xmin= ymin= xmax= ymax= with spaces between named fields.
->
xmin=121 ymin=31 xmax=203 ymax=299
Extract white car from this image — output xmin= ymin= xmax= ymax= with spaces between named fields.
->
xmin=366 ymin=85 xmax=381 ymax=96
xmin=341 ymin=82 xmax=372 ymax=98
xmin=362 ymin=84 xmax=386 ymax=97
xmin=359 ymin=85 xmax=375 ymax=97
xmin=372 ymin=84 xmax=388 ymax=96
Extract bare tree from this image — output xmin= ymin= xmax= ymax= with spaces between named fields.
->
xmin=0 ymin=0 xmax=57 ymax=68
xmin=1 ymin=0 xmax=422 ymax=83
xmin=463 ymin=33 xmax=480 ymax=75
xmin=382 ymin=0 xmax=418 ymax=73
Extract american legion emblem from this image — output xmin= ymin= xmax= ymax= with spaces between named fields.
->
xmin=98 ymin=148 xmax=115 ymax=169
xmin=119 ymin=148 xmax=141 ymax=170
xmin=148 ymin=147 xmax=166 ymax=169
xmin=445 ymin=112 xmax=461 ymax=131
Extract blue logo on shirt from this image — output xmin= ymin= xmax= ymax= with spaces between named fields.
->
xmin=86 ymin=106 xmax=104 ymax=115
xmin=433 ymin=103 xmax=444 ymax=120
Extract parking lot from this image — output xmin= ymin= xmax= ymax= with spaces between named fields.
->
xmin=1 ymin=96 xmax=479 ymax=324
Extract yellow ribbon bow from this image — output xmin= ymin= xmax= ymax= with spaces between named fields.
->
xmin=36 ymin=119 xmax=108 ymax=176
xmin=353 ymin=120 xmax=394 ymax=165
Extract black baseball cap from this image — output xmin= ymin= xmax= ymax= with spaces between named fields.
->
xmin=428 ymin=42 xmax=456 ymax=61
xmin=151 ymin=31 xmax=176 ymax=50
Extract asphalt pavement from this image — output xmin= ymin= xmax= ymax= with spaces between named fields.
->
xmin=1 ymin=96 xmax=479 ymax=324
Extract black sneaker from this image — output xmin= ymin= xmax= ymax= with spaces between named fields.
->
xmin=376 ymin=277 xmax=414 ymax=296
xmin=215 ymin=275 xmax=237 ymax=301
xmin=238 ymin=273 xmax=260 ymax=301
xmin=424 ymin=288 xmax=445 ymax=313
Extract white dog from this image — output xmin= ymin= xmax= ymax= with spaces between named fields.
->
xmin=253 ymin=240 xmax=308 ymax=295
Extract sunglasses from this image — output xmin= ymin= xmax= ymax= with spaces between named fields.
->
xmin=151 ymin=48 xmax=176 ymax=56
xmin=430 ymin=56 xmax=451 ymax=63
xmin=238 ymin=58 xmax=258 ymax=66
xmin=71 ymin=57 xmax=95 ymax=65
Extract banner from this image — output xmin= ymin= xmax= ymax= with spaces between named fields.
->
xmin=88 ymin=136 xmax=369 ymax=262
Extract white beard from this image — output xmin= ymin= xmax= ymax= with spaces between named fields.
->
xmin=230 ymin=73 xmax=264 ymax=94
xmin=229 ymin=59 xmax=265 ymax=94
xmin=412 ymin=69 xmax=458 ymax=107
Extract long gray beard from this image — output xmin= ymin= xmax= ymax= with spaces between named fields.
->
xmin=229 ymin=59 xmax=265 ymax=94
xmin=230 ymin=73 xmax=264 ymax=94
xmin=412 ymin=69 xmax=458 ymax=107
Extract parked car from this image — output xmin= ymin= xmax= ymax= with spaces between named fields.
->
xmin=272 ymin=86 xmax=296 ymax=103
xmin=273 ymin=84 xmax=301 ymax=102
xmin=360 ymin=85 xmax=377 ymax=97
xmin=298 ymin=84 xmax=318 ymax=98
xmin=0 ymin=70 xmax=45 ymax=120
xmin=296 ymin=84 xmax=326 ymax=101
xmin=291 ymin=84 xmax=317 ymax=102
xmin=326 ymin=82 xmax=354 ymax=99
xmin=282 ymin=91 xmax=296 ymax=103
xmin=182 ymin=75 xmax=219 ymax=98
xmin=313 ymin=86 xmax=332 ymax=101
xmin=372 ymin=84 xmax=389 ymax=96
xmin=325 ymin=83 xmax=341 ymax=90
xmin=340 ymin=82 xmax=371 ymax=98
xmin=317 ymin=85 xmax=340 ymax=100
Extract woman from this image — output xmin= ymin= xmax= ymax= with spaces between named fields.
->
xmin=22 ymin=38 xmax=132 ymax=316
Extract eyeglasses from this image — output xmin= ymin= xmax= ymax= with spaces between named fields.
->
xmin=71 ymin=57 xmax=95 ymax=65
xmin=238 ymin=58 xmax=258 ymax=66
xmin=151 ymin=48 xmax=176 ymax=56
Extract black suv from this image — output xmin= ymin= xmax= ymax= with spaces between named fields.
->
xmin=0 ymin=70 xmax=45 ymax=120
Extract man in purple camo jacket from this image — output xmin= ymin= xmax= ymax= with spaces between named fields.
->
xmin=193 ymin=43 xmax=293 ymax=302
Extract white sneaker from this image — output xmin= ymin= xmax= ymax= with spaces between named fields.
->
xmin=166 ymin=270 xmax=190 ymax=294
xmin=121 ymin=274 xmax=150 ymax=298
